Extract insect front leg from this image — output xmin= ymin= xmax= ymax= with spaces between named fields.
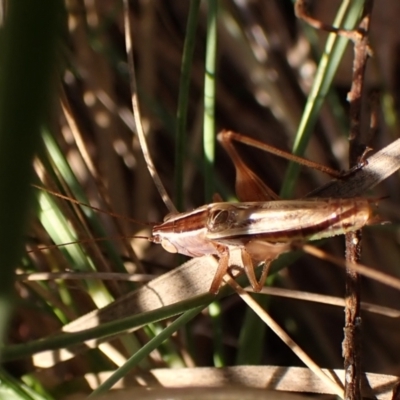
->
xmin=240 ymin=248 xmax=272 ymax=292
xmin=209 ymin=248 xmax=230 ymax=294
xmin=210 ymin=245 xmax=276 ymax=294
xmin=209 ymin=246 xmax=269 ymax=294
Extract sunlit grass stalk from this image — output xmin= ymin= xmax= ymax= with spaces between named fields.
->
xmin=2 ymin=292 xmax=214 ymax=362
xmin=39 ymin=129 xmax=128 ymax=275
xmin=89 ymin=304 xmax=206 ymax=397
xmin=203 ymin=0 xmax=218 ymax=201
xmin=202 ymin=0 xmax=226 ymax=369
xmin=281 ymin=0 xmax=365 ymax=198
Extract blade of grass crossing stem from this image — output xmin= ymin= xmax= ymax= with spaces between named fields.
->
xmin=20 ymin=247 xmax=78 ymax=328
xmin=34 ymin=189 xmax=96 ymax=319
xmin=1 ymin=293 xmax=213 ymax=362
xmin=36 ymin=130 xmax=127 ymax=309
xmin=281 ymin=0 xmax=365 ymax=198
xmin=37 ymin=133 xmax=148 ymax=365
xmin=40 ymin=129 xmax=128 ymax=276
xmin=143 ymin=324 xmax=185 ymax=368
xmin=34 ymin=189 xmax=113 ymax=309
xmin=0 ymin=1 xmax=62 ymax=350
xmin=175 ymin=0 xmax=201 ymax=211
xmin=88 ymin=305 xmax=206 ymax=396
xmin=35 ymin=190 xmax=92 ymax=270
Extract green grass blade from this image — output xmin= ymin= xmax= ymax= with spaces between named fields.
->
xmin=40 ymin=129 xmax=128 ymax=275
xmin=175 ymin=0 xmax=201 ymax=211
xmin=1 ymin=293 xmax=213 ymax=362
xmin=281 ymin=0 xmax=365 ymax=198
xmin=203 ymin=0 xmax=218 ymax=201
xmin=89 ymin=305 xmax=205 ymax=396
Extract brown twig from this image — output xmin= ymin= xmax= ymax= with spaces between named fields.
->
xmin=343 ymin=3 xmax=374 ymax=400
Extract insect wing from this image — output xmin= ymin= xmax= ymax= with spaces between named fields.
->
xmin=205 ymin=198 xmax=373 ymax=245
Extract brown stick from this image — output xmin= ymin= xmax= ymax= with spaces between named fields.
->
xmin=343 ymin=2 xmax=374 ymax=400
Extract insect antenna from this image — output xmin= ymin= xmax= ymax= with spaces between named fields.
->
xmin=32 ymin=184 xmax=156 ymax=227
xmin=26 ymin=234 xmax=151 ymax=254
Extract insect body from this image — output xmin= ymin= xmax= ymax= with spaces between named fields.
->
xmin=32 ymin=129 xmax=380 ymax=295
xmin=152 ymin=197 xmax=375 ymax=293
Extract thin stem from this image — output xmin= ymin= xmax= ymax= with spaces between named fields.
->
xmin=203 ymin=0 xmax=218 ymax=202
xmin=122 ymin=0 xmax=177 ymax=213
xmin=344 ymin=2 xmax=374 ymax=399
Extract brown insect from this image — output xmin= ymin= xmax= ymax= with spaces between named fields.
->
xmin=30 ymin=129 xmax=386 ymax=295
xmin=151 ymin=132 xmax=378 ymax=294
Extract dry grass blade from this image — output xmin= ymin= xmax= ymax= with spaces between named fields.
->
xmin=254 ymin=287 xmax=400 ymax=318
xmin=310 ymin=138 xmax=400 ymax=198
xmin=226 ymin=276 xmax=344 ymax=397
xmin=301 ymin=244 xmax=400 ymax=291
xmin=85 ymin=367 xmax=398 ymax=399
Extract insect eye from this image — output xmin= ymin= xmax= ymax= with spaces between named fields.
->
xmin=160 ymin=238 xmax=178 ymax=253
xmin=208 ymin=209 xmax=231 ymax=232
